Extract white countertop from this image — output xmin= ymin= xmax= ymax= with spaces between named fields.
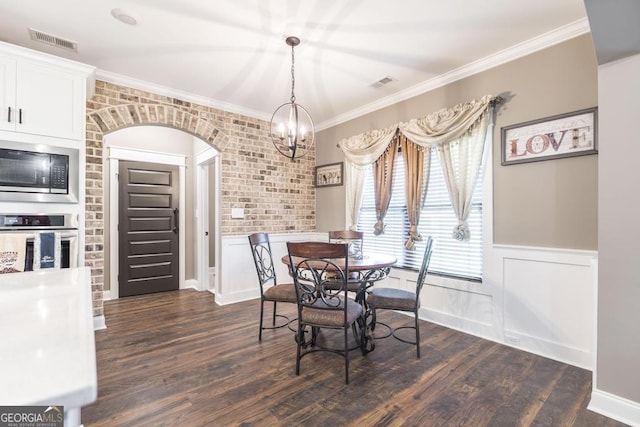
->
xmin=0 ymin=267 xmax=97 ymax=409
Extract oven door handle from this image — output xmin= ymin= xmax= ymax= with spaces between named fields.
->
xmin=173 ymin=208 xmax=179 ymax=234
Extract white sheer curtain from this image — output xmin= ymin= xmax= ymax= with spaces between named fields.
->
xmin=438 ymin=113 xmax=493 ymax=240
xmin=345 ymin=163 xmax=368 ymax=230
xmin=337 ymin=125 xmax=397 ymax=230
xmin=398 ymin=95 xmax=494 ymax=240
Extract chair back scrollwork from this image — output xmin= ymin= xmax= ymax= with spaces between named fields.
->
xmin=248 ymin=233 xmax=277 ymax=290
xmin=287 ymin=241 xmax=349 ymax=311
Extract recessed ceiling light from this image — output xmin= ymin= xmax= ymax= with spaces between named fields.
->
xmin=111 ymin=8 xmax=137 ymax=26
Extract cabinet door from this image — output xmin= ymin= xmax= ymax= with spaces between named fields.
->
xmin=15 ymin=60 xmax=84 ymax=140
xmin=0 ymin=56 xmax=17 ymax=132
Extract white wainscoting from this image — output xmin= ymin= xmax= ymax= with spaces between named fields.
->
xmin=387 ymin=244 xmax=597 ymax=370
xmin=499 ymin=246 xmax=595 ymax=369
xmin=218 ymin=232 xmax=326 ymax=306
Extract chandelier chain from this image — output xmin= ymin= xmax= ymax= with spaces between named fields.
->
xmin=290 ymin=42 xmax=296 ymax=103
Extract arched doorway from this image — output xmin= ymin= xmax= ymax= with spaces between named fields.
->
xmin=87 ymin=102 xmax=228 ymax=320
xmin=103 ymin=126 xmax=220 ymax=299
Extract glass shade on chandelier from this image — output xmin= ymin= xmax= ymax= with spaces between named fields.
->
xmin=270 ymin=36 xmax=315 ymax=161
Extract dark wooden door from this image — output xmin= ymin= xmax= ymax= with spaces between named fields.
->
xmin=119 ymin=161 xmax=179 ymax=297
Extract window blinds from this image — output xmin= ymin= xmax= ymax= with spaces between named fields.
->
xmin=357 ymin=149 xmax=483 ymax=281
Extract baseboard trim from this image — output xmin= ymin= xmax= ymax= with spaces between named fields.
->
xmin=589 ymin=388 xmax=640 ymax=426
xmin=184 ymin=279 xmax=199 ymax=290
xmin=503 ymin=328 xmax=592 ymax=370
xmin=215 ymin=290 xmax=258 ymax=306
xmin=93 ymin=315 xmax=106 ymax=331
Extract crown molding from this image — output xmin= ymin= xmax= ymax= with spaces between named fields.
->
xmin=95 ymin=69 xmax=272 ymax=122
xmin=96 ymin=18 xmax=590 ymax=132
xmin=315 ymin=18 xmax=591 ymax=131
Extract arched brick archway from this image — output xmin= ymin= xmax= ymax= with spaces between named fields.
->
xmin=86 ymin=103 xmax=229 ymax=319
xmin=89 ymin=103 xmax=230 ymax=149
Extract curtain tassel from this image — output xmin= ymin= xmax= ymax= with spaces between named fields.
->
xmin=404 ymin=225 xmax=423 ymax=250
xmin=452 ymin=221 xmax=471 ymax=241
xmin=373 ymin=219 xmax=385 ymax=235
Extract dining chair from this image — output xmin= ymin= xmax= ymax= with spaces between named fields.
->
xmin=248 ymin=233 xmax=297 ymax=341
xmin=328 ymin=230 xmax=365 ymax=291
xmin=286 ymin=241 xmax=364 ymax=384
xmin=366 ymin=236 xmax=434 ymax=358
xmin=328 ymin=230 xmax=364 ymax=259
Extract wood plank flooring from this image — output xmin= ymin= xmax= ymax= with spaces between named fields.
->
xmin=82 ymin=289 xmax=626 ymax=426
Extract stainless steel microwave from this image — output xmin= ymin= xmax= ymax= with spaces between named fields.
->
xmin=0 ymin=140 xmax=79 ymax=203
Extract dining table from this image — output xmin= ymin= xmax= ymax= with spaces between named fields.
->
xmin=281 ymin=251 xmax=397 ymax=353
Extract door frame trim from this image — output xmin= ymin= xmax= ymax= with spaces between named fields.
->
xmin=107 ymin=146 xmax=187 ymax=299
xmin=195 ymin=147 xmax=220 ymax=294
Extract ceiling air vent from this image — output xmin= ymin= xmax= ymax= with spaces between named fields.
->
xmin=370 ymin=76 xmax=395 ymax=89
xmin=28 ymin=28 xmax=77 ymax=52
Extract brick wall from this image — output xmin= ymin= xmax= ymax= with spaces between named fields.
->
xmin=86 ymin=81 xmax=315 ymax=317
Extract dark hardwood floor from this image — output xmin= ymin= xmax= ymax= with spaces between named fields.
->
xmin=82 ymin=289 xmax=626 ymax=426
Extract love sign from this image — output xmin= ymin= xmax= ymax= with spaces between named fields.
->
xmin=501 ymin=107 xmax=597 ymax=165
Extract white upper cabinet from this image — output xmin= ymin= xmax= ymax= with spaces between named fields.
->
xmin=0 ymin=44 xmax=94 ymax=142
xmin=0 ymin=56 xmax=17 ymax=134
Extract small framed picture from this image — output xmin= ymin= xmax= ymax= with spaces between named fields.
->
xmin=501 ymin=107 xmax=598 ymax=166
xmin=314 ymin=162 xmax=343 ymax=187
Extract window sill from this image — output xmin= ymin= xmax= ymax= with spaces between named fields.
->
xmin=389 ymin=266 xmax=483 ymax=293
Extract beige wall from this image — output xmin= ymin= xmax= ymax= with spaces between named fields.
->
xmin=317 ymin=34 xmax=598 ymax=250
xmin=597 ymin=52 xmax=640 ymax=403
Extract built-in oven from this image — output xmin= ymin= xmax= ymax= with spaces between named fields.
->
xmin=0 ymin=213 xmax=78 ymax=271
xmin=0 ymin=140 xmax=79 ymax=203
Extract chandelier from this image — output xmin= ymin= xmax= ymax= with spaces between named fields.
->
xmin=270 ymin=36 xmax=315 ymax=161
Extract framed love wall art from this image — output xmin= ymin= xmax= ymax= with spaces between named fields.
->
xmin=501 ymin=107 xmax=598 ymax=166
xmin=314 ymin=162 xmax=343 ymax=187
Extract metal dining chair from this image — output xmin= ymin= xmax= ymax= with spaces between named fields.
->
xmin=287 ymin=241 xmax=364 ymax=384
xmin=248 ymin=233 xmax=297 ymax=341
xmin=366 ymin=236 xmax=434 ymax=358
xmin=328 ymin=230 xmax=364 ymax=260
xmin=328 ymin=230 xmax=365 ymax=291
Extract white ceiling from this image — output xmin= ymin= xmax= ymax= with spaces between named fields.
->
xmin=0 ymin=0 xmax=589 ymax=129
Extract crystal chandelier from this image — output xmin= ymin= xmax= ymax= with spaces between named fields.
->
xmin=270 ymin=36 xmax=315 ymax=161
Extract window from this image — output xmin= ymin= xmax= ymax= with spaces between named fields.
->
xmin=357 ymin=148 xmax=483 ymax=281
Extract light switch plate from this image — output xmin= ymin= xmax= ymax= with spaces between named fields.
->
xmin=231 ymin=208 xmax=244 ymax=219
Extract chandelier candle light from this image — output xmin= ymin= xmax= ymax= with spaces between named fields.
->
xmin=270 ymin=36 xmax=315 ymax=161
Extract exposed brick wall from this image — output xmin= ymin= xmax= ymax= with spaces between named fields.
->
xmin=86 ymin=81 xmax=315 ymax=317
